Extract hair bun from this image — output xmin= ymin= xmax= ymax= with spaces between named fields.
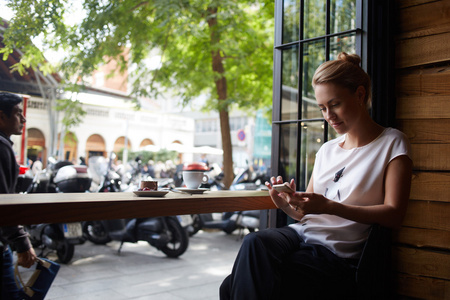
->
xmin=337 ymin=52 xmax=361 ymax=67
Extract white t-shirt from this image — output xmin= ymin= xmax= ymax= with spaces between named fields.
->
xmin=289 ymin=127 xmax=411 ymax=258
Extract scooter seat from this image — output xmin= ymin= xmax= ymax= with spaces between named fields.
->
xmin=242 ymin=210 xmax=260 ymax=218
xmin=138 ymin=218 xmax=163 ymax=232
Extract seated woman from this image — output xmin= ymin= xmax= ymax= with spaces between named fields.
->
xmin=219 ymin=52 xmax=412 ymax=300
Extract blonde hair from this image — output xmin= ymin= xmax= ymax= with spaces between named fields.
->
xmin=312 ymin=52 xmax=372 ymax=108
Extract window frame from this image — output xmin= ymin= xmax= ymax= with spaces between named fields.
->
xmin=264 ymin=0 xmax=395 ymax=228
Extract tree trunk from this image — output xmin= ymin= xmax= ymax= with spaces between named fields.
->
xmin=207 ymin=6 xmax=234 ymax=189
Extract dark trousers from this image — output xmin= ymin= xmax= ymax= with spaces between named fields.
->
xmin=220 ymin=227 xmax=358 ymax=300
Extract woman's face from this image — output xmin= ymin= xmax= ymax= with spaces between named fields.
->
xmin=314 ymin=83 xmax=364 ymax=135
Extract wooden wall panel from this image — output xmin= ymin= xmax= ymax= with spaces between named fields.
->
xmin=396 ymin=95 xmax=450 ymax=119
xmin=392 ymin=247 xmax=450 ymax=280
xmin=403 ymin=200 xmax=450 ymax=231
xmin=409 ymin=172 xmax=450 ymax=202
xmin=396 ymin=65 xmax=450 ymax=97
xmin=398 ymin=120 xmax=450 ymax=144
xmin=410 ymin=144 xmax=450 ymax=171
xmin=397 ymin=0 xmax=442 ymax=10
xmin=394 ymin=0 xmax=450 ymax=298
xmin=395 ymin=32 xmax=450 ymax=68
xmin=394 ymin=227 xmax=450 ymax=250
xmin=395 ymin=273 xmax=449 ymax=300
xmin=397 ymin=0 xmax=450 ymax=39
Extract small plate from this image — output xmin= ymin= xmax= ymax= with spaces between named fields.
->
xmin=133 ymin=190 xmax=169 ymax=197
xmin=176 ymin=188 xmax=209 ymax=194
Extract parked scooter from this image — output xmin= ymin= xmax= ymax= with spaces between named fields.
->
xmin=26 ymin=223 xmax=85 ymax=263
xmin=84 ymin=153 xmax=190 ymax=254
xmin=86 ymin=217 xmax=189 ymax=258
xmin=15 ymin=165 xmax=33 ymax=193
xmin=181 ymin=162 xmax=261 ymax=236
xmin=191 ymin=210 xmax=260 ymax=236
xmin=88 ymin=155 xmax=121 ymax=193
xmin=23 ymin=157 xmax=90 ymax=263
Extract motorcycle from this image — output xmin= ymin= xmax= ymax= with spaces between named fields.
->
xmin=182 ymin=162 xmax=262 ymax=236
xmin=191 ymin=210 xmax=260 ymax=236
xmin=26 ymin=223 xmax=84 ymax=264
xmin=15 ymin=165 xmax=34 ymax=193
xmin=83 ymin=153 xmax=191 ymax=254
xmin=85 ymin=217 xmax=190 ymax=258
xmin=88 ymin=155 xmax=121 ymax=193
xmin=23 ymin=157 xmax=90 ymax=263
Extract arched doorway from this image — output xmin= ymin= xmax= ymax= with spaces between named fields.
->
xmin=86 ymin=134 xmax=106 ymax=162
xmin=170 ymin=140 xmax=183 ymax=163
xmin=27 ymin=128 xmax=46 ymax=166
xmin=113 ymin=136 xmax=132 ymax=156
xmin=139 ymin=138 xmax=154 ymax=148
xmin=57 ymin=131 xmax=78 ymax=162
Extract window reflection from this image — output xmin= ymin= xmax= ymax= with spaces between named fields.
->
xmin=330 ymin=33 xmax=356 ymax=59
xmin=283 ymin=0 xmax=300 ymax=44
xmin=330 ymin=0 xmax=357 ymax=34
xmin=304 ymin=0 xmax=326 ymax=39
xmin=328 ymin=123 xmax=339 ymax=141
xmin=276 ymin=0 xmax=360 ymax=197
xmin=281 ymin=46 xmax=299 ymax=121
xmin=302 ymin=39 xmax=325 ymax=119
xmin=279 ymin=123 xmax=298 ymax=181
xmin=299 ymin=121 xmax=323 ymax=190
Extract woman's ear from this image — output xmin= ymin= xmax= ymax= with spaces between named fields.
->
xmin=356 ymin=85 xmax=366 ymax=105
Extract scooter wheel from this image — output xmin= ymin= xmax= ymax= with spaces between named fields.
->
xmin=83 ymin=221 xmax=111 ymax=245
xmin=159 ymin=218 xmax=189 ymax=258
xmin=57 ymin=240 xmax=75 ymax=264
xmin=189 ymin=214 xmax=202 ymax=236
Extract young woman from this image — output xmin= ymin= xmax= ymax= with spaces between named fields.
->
xmin=220 ymin=53 xmax=412 ymax=299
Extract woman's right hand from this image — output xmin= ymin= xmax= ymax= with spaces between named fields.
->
xmin=265 ymin=176 xmax=296 ymax=210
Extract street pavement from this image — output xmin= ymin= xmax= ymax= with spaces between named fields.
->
xmin=19 ymin=229 xmax=245 ymax=300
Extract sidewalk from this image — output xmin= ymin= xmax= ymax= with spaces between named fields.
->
xmin=38 ymin=230 xmax=244 ymax=299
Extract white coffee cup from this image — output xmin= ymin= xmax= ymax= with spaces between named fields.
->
xmin=182 ymin=171 xmax=209 ymax=189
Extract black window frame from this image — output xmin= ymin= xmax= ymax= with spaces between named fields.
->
xmin=262 ymin=0 xmax=395 ymax=228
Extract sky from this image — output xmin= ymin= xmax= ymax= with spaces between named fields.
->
xmin=0 ymin=3 xmax=13 ymax=20
xmin=0 ymin=1 xmax=80 ymax=64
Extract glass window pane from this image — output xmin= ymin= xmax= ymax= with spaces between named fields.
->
xmin=330 ymin=33 xmax=356 ymax=59
xmin=299 ymin=121 xmax=323 ymax=191
xmin=304 ymin=0 xmax=326 ymax=39
xmin=328 ymin=123 xmax=340 ymax=141
xmin=279 ymin=123 xmax=298 ymax=181
xmin=301 ymin=39 xmax=325 ymax=119
xmin=281 ymin=46 xmax=299 ymax=121
xmin=283 ymin=0 xmax=300 ymax=44
xmin=330 ymin=0 xmax=357 ymax=34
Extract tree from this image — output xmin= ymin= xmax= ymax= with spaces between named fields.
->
xmin=2 ymin=0 xmax=275 ymax=189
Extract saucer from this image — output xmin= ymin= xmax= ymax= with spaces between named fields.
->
xmin=133 ymin=190 xmax=169 ymax=197
xmin=176 ymin=188 xmax=209 ymax=194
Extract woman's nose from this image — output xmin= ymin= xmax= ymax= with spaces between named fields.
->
xmin=325 ymin=109 xmax=336 ymax=120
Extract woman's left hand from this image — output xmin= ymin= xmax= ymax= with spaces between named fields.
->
xmin=285 ymin=192 xmax=332 ymax=216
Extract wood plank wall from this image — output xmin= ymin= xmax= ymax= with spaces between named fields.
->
xmin=394 ymin=0 xmax=450 ymax=299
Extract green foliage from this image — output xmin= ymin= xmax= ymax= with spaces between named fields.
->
xmin=2 ymin=0 xmax=68 ymax=76
xmin=55 ymin=98 xmax=87 ymax=130
xmin=2 ymin=0 xmax=275 ymax=112
xmin=2 ymin=0 xmax=275 ymax=186
xmin=116 ymin=148 xmax=177 ymax=164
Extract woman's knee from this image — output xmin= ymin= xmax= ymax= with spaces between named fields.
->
xmin=242 ymin=230 xmax=275 ymax=249
xmin=219 ymin=274 xmax=231 ymax=300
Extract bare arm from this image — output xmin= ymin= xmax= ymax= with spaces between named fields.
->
xmin=289 ymin=155 xmax=412 ymax=229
